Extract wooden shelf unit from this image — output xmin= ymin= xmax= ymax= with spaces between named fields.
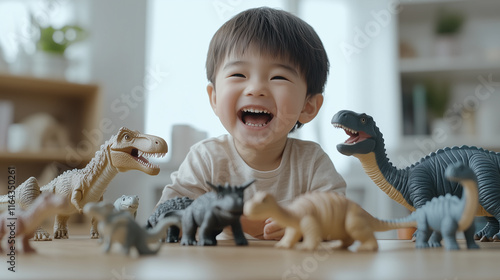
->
xmin=0 ymin=74 xmax=100 ymax=192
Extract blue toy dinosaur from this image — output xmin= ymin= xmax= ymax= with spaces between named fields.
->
xmin=388 ymin=162 xmax=479 ymax=250
xmin=331 ymin=110 xmax=500 ymax=242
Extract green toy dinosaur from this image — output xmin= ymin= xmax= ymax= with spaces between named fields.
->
xmin=332 ymin=110 xmax=500 ymax=243
xmin=0 ymin=127 xmax=167 ymax=241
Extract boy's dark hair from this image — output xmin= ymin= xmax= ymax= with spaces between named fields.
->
xmin=206 ymin=7 xmax=329 ymax=130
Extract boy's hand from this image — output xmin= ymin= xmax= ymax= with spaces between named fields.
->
xmin=262 ymin=218 xmax=284 ymax=240
xmin=240 ymin=215 xmax=266 ymax=239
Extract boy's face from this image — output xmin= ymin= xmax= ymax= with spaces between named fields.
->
xmin=207 ymin=48 xmax=322 ymax=149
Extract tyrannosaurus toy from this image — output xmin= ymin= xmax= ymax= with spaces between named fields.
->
xmin=331 ymin=110 xmax=500 ymax=242
xmin=244 ymin=163 xmax=479 ymax=251
xmin=0 ymin=127 xmax=167 ymax=241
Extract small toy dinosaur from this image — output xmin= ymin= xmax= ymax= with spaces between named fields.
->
xmin=83 ymin=201 xmax=178 ymax=255
xmin=180 ymin=180 xmax=254 ymax=246
xmin=332 ymin=110 xmax=500 ymax=242
xmin=0 ymin=127 xmax=168 ymax=241
xmin=146 ymin=196 xmax=193 ymax=243
xmin=0 ymin=193 xmax=67 ymax=253
xmin=114 ymin=195 xmax=139 ymax=219
xmin=244 ymin=163 xmax=479 ymax=251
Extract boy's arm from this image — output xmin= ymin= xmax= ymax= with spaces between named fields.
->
xmin=154 ymin=145 xmax=212 ymax=208
xmin=309 ymin=153 xmax=346 ymax=194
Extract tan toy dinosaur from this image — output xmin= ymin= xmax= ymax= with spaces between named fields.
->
xmin=0 ymin=193 xmax=68 ymax=253
xmin=245 ymin=191 xmax=401 ymax=251
xmin=245 ymin=162 xmax=479 ymax=252
xmin=0 ymin=127 xmax=167 ymax=241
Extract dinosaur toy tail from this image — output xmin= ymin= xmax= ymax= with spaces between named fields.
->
xmin=370 ymin=216 xmax=418 ymax=232
xmin=146 ymin=216 xmax=182 ymax=242
xmin=0 ymin=177 xmax=41 ymax=211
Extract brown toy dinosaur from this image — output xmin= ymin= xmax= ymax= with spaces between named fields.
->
xmin=0 ymin=193 xmax=68 ymax=253
xmin=0 ymin=127 xmax=167 ymax=241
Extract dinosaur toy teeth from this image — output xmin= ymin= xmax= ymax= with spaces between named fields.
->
xmin=333 ymin=123 xmax=368 ymax=144
xmin=238 ymin=107 xmax=274 ymax=127
xmin=130 ymin=149 xmax=165 ymax=169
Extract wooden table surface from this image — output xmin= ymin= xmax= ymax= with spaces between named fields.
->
xmin=3 ymin=233 xmax=500 ymax=280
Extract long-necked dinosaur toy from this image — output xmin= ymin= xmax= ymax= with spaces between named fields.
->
xmin=0 ymin=127 xmax=167 ymax=241
xmin=331 ymin=110 xmax=500 ymax=242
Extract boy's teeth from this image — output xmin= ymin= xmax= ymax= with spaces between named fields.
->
xmin=243 ymin=108 xmax=270 ymax=114
xmin=245 ymin=122 xmax=267 ymax=127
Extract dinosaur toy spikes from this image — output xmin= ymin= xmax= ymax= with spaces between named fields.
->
xmin=0 ymin=127 xmax=168 ymax=241
xmin=206 ymin=179 xmax=255 ymax=196
xmin=332 ymin=110 xmax=500 ymax=243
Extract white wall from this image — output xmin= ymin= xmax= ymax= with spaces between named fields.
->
xmin=82 ymin=0 xmax=153 ymax=222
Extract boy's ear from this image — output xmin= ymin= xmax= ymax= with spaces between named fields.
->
xmin=207 ymin=83 xmax=217 ymax=114
xmin=298 ymin=94 xmax=323 ymax=124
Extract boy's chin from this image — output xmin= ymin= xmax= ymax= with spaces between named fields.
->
xmin=233 ymin=127 xmax=288 ymax=149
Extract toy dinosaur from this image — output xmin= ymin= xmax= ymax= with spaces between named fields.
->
xmin=332 ymin=110 xmax=500 ymax=242
xmin=0 ymin=127 xmax=167 ymax=241
xmin=146 ymin=196 xmax=193 ymax=243
xmin=0 ymin=193 xmax=67 ymax=253
xmin=83 ymin=201 xmax=178 ymax=255
xmin=244 ymin=163 xmax=479 ymax=251
xmin=114 ymin=195 xmax=139 ymax=219
xmin=180 ymin=180 xmax=255 ymax=246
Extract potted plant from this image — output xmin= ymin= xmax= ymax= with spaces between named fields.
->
xmin=31 ymin=14 xmax=86 ymax=79
xmin=434 ymin=9 xmax=465 ymax=57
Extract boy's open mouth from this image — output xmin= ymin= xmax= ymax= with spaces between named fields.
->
xmin=238 ymin=107 xmax=274 ymax=127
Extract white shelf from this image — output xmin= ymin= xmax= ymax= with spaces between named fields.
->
xmin=400 ymin=55 xmax=500 ymax=74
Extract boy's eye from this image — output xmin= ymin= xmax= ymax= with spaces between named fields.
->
xmin=230 ymin=73 xmax=246 ymax=78
xmin=271 ymin=76 xmax=288 ymax=81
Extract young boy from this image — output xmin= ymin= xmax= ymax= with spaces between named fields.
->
xmin=156 ymin=7 xmax=345 ymax=240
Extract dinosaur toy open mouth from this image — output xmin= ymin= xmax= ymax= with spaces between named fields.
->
xmin=238 ymin=108 xmax=274 ymax=127
xmin=333 ymin=124 xmax=371 ymax=145
xmin=130 ymin=148 xmax=166 ymax=169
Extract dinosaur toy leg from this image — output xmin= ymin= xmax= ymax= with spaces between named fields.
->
xmin=470 ymin=156 xmax=500 ymax=241
xmin=34 ymin=226 xmax=52 ymax=241
xmin=180 ymin=219 xmax=198 ymax=246
xmin=198 ymin=219 xmax=218 ymax=246
xmin=475 ymin=217 xmax=499 ymax=241
xmin=415 ymin=215 xmax=432 ymax=249
xmin=463 ymin=225 xmax=480 ymax=249
xmin=296 ymin=215 xmax=322 ymax=251
xmin=231 ymin=220 xmax=248 ymax=246
xmin=440 ymin=216 xmax=459 ymax=250
xmin=90 ymin=217 xmax=99 ymax=239
xmin=53 ymin=215 xmax=69 ymax=239
xmin=276 ymin=227 xmax=302 ymax=249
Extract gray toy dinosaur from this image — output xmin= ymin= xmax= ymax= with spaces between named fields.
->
xmin=114 ymin=195 xmax=139 ymax=219
xmin=332 ymin=110 xmax=500 ymax=242
xmin=389 ymin=162 xmax=479 ymax=250
xmin=83 ymin=201 xmax=179 ymax=255
xmin=180 ymin=180 xmax=254 ymax=246
xmin=146 ymin=196 xmax=193 ymax=243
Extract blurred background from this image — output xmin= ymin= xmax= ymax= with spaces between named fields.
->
xmin=0 ymin=0 xmax=499 ymax=237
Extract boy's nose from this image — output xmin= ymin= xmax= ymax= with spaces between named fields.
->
xmin=244 ymin=81 xmax=268 ymax=97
